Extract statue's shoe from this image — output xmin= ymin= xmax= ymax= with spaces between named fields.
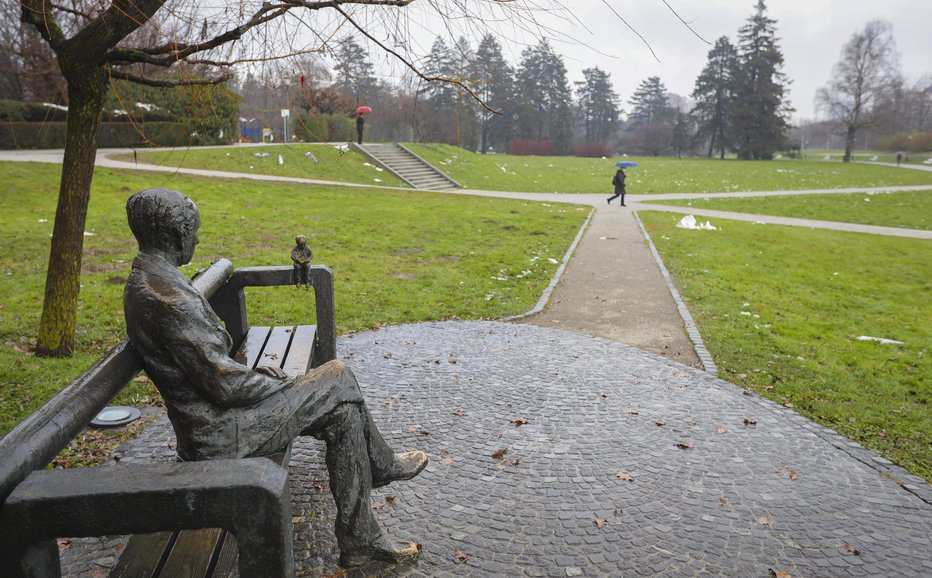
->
xmin=339 ymin=539 xmax=421 ymax=567
xmin=372 ymin=451 xmax=428 ymax=488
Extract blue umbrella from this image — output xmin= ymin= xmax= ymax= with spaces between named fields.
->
xmin=614 ymin=161 xmax=638 ymax=168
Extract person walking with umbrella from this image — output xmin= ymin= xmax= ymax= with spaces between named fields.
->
xmin=608 ymin=161 xmax=636 ymax=206
xmin=355 ymin=105 xmax=372 ymax=144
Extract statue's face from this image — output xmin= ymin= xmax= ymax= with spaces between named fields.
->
xmin=296 ymin=236 xmax=307 ymax=247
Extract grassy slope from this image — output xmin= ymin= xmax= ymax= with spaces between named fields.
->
xmin=405 ymin=143 xmax=932 ymax=194
xmin=117 ymin=144 xmax=405 ymax=187
xmin=0 ymin=161 xmax=586 ymax=434
xmin=639 ymin=211 xmax=931 ymax=481
xmin=648 ymin=190 xmax=932 ymax=230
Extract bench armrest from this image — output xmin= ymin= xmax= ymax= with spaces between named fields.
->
xmin=211 ymin=265 xmax=336 ymax=368
xmin=0 ymin=459 xmax=294 ymax=578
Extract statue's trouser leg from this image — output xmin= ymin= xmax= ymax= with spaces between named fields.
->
xmin=316 ymin=403 xmax=383 ymax=551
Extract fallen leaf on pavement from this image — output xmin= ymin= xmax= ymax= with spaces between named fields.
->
xmin=755 ymin=515 xmax=772 ymax=526
xmin=594 ymin=518 xmax=608 ymax=528
xmin=844 ymin=543 xmax=861 ymax=556
xmin=454 ymin=548 xmax=469 ymax=563
xmin=718 ymin=498 xmax=728 ymax=506
xmin=675 ymin=442 xmax=693 ymax=450
xmin=743 ymin=418 xmax=758 ymax=426
xmin=452 ymin=408 xmax=466 ymax=417
xmin=715 ymin=426 xmax=728 ymax=434
xmin=511 ymin=418 xmax=528 ymax=426
xmin=768 ymin=569 xmax=791 ymax=578
xmin=656 ymin=420 xmax=667 ymax=427
xmin=623 ymin=408 xmax=639 ymax=415
xmin=491 ymin=448 xmax=508 ymax=460
xmin=616 ymin=471 xmax=634 ymax=482
xmin=776 ymin=466 xmax=798 ymax=480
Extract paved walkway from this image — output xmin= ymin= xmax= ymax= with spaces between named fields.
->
xmin=61 ymin=322 xmax=931 ymax=577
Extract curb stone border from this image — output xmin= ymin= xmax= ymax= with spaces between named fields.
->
xmin=503 ymin=207 xmax=594 ymax=322
xmin=633 ymin=210 xmax=718 ymax=375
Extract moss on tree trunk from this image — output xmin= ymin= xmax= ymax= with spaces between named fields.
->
xmin=36 ymin=76 xmax=106 ymax=357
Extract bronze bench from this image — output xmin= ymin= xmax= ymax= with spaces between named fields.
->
xmin=0 ymin=259 xmax=335 ymax=578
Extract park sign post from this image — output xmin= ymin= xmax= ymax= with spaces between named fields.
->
xmin=281 ymin=109 xmax=290 ymax=143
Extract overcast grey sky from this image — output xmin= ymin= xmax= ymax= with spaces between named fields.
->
xmin=538 ymin=0 xmax=931 ymax=121
xmin=352 ymin=0 xmax=930 ymax=122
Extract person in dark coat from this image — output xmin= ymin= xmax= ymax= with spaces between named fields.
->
xmin=124 ymin=188 xmax=426 ymax=567
xmin=607 ymin=168 xmax=627 ymax=206
xmin=356 ymin=114 xmax=365 ymax=144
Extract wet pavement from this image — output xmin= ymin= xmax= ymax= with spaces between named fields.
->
xmin=61 ymin=321 xmax=931 ymax=577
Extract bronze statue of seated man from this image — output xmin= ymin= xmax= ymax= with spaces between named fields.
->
xmin=123 ymin=188 xmax=427 ymax=567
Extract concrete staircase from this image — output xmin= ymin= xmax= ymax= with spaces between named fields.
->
xmin=355 ymin=143 xmax=461 ymax=191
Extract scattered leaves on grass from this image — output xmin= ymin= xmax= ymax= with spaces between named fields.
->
xmin=511 ymin=418 xmax=528 ymax=426
xmin=491 ymin=448 xmax=508 ymax=460
xmin=743 ymin=418 xmax=758 ymax=426
xmin=655 ymin=420 xmax=667 ymax=427
xmin=623 ymin=408 xmax=639 ymax=415
xmin=776 ymin=466 xmax=798 ymax=481
xmin=454 ymin=548 xmax=469 ymax=563
xmin=675 ymin=442 xmax=693 ymax=450
xmin=844 ymin=543 xmax=861 ymax=556
xmin=594 ymin=518 xmax=609 ymax=528
xmin=616 ymin=471 xmax=634 ymax=482
xmin=755 ymin=515 xmax=772 ymax=526
xmin=768 ymin=570 xmax=791 ymax=578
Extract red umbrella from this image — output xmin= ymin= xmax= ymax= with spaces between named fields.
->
xmin=355 ymin=105 xmax=373 ymax=114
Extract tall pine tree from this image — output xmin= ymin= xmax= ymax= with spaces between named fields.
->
xmin=574 ymin=67 xmax=620 ymax=145
xmin=333 ymin=37 xmax=379 ymax=107
xmin=475 ymin=34 xmax=515 ymax=153
xmin=691 ymin=36 xmax=739 ymax=158
xmin=514 ymin=39 xmax=574 ymax=154
xmin=729 ymin=0 xmax=791 ymax=160
xmin=627 ymin=76 xmax=674 ymax=126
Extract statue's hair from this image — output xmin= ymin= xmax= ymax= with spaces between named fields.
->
xmin=126 ymin=188 xmax=198 ymax=250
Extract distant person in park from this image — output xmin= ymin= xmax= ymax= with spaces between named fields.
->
xmin=607 ymin=167 xmax=627 ymax=206
xmin=356 ymin=113 xmax=365 ymax=144
xmin=896 ymin=151 xmax=904 ymax=166
xmin=123 ymin=188 xmax=427 ymax=567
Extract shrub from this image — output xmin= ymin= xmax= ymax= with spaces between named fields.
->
xmin=0 ymin=121 xmax=208 ymax=149
xmin=877 ymin=131 xmax=932 ymax=154
xmin=293 ymin=113 xmax=354 ymax=142
xmin=507 ymin=139 xmax=556 ymax=156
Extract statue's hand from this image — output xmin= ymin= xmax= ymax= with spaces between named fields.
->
xmin=256 ymin=366 xmax=289 ymax=379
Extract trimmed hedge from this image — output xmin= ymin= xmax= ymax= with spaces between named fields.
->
xmin=0 ymin=121 xmax=212 ymax=149
xmin=293 ymin=113 xmax=354 ymax=142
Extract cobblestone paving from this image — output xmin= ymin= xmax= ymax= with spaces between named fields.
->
xmin=62 ymin=321 xmax=931 ymax=577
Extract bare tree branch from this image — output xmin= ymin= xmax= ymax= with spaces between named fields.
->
xmin=20 ymin=0 xmax=68 ymax=51
xmin=107 ymin=67 xmax=233 ymax=88
xmin=661 ymin=0 xmax=710 ymax=45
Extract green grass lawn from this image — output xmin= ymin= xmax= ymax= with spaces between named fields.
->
xmin=115 ymin=143 xmax=406 ymax=187
xmin=405 ymin=143 xmax=932 ymax=194
xmin=0 ymin=161 xmax=586 ymax=435
xmin=639 ymin=211 xmax=931 ymax=481
xmin=648 ymin=190 xmax=932 ymax=230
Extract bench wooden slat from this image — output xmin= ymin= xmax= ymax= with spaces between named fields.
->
xmin=233 ymin=326 xmax=271 ymax=369
xmin=156 ymin=528 xmax=224 ymax=577
xmin=283 ymin=325 xmax=317 ymax=376
xmin=255 ymin=326 xmax=292 ymax=370
xmin=109 ymin=531 xmax=175 ymax=578
xmin=211 ymin=532 xmax=238 ymax=578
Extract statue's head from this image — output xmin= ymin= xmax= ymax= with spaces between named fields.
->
xmin=295 ymin=235 xmax=307 ymax=247
xmin=126 ymin=188 xmax=200 ymax=265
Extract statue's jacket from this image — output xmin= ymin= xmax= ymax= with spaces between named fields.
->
xmin=124 ymin=253 xmax=359 ymax=460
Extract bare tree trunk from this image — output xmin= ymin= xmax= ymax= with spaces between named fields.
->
xmin=36 ymin=75 xmax=106 ymax=356
xmin=843 ymin=125 xmax=856 ymax=163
